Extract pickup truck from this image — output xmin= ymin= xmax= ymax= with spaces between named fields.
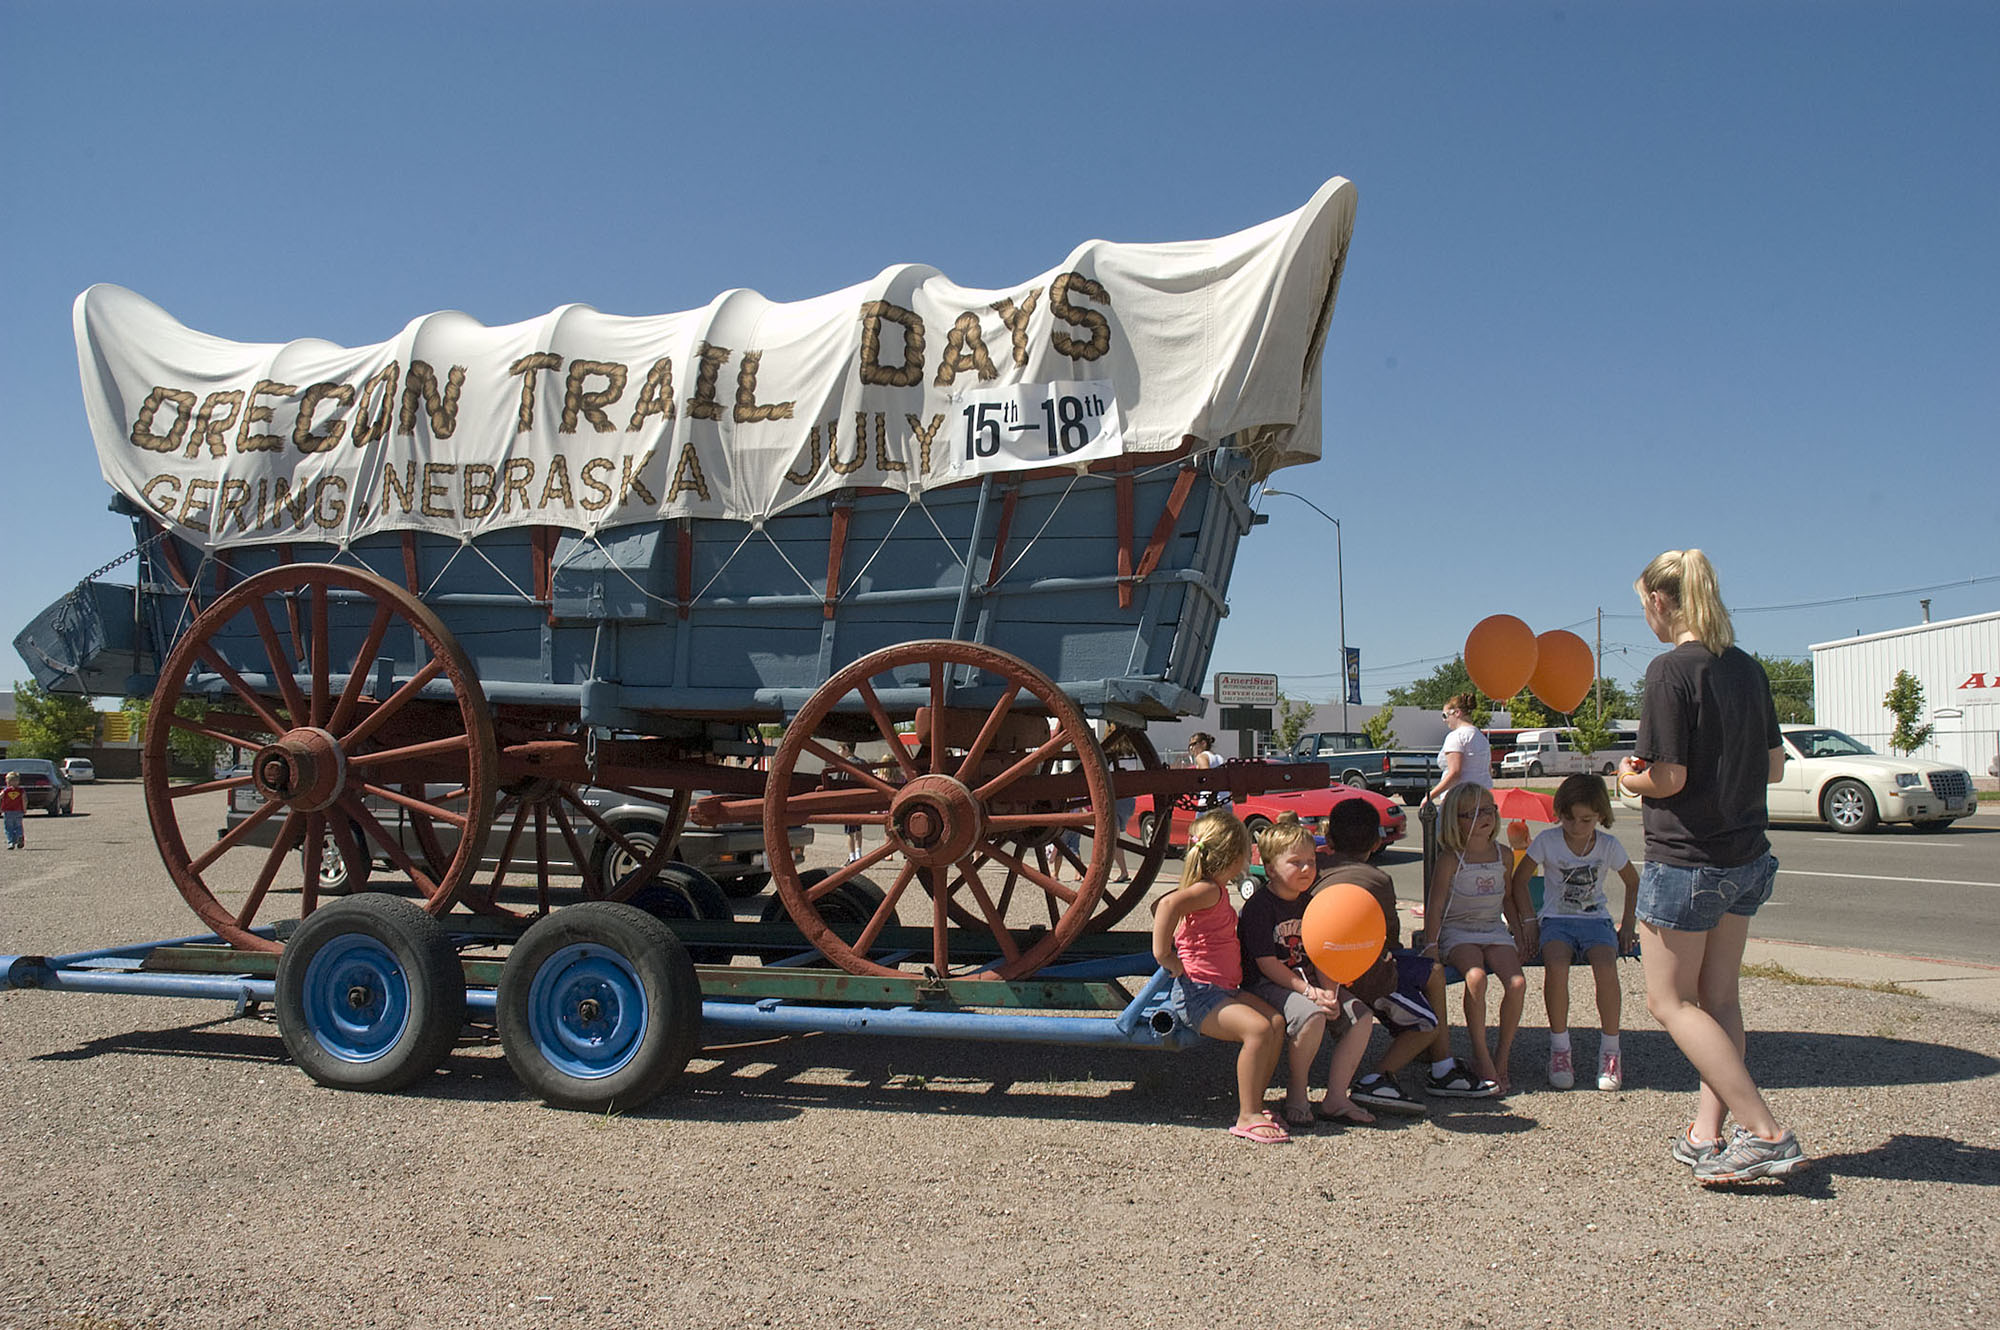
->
xmin=1285 ymin=731 xmax=1438 ymax=805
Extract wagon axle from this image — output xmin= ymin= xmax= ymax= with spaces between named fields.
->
xmin=251 ymin=728 xmax=348 ymax=813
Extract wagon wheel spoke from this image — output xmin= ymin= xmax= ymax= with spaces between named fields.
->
xmin=166 ymin=772 xmax=256 ymax=801
xmin=532 ymin=804 xmax=552 ymax=916
xmin=971 ymin=730 xmax=1075 ymax=804
xmin=800 ymin=737 xmax=900 ymax=798
xmin=985 ymin=810 xmax=1093 ymax=831
xmin=189 ymin=796 xmax=284 ymax=876
xmin=167 ymin=712 xmax=276 ymax=754
xmin=234 ymin=813 xmax=303 ymax=930
xmin=928 ymin=661 xmax=947 ymax=775
xmin=855 ymin=678 xmax=918 ymax=781
xmin=356 ymin=782 xmax=470 ymax=827
xmin=953 ymin=682 xmax=1023 ymax=784
xmin=338 ymin=658 xmax=446 ymax=753
xmin=475 ymin=796 xmax=535 ymax=911
xmin=982 ymin=838 xmax=1080 ymax=907
xmin=806 ymin=842 xmax=900 ymax=902
xmin=947 ymin=858 xmax=1023 ymax=962
xmin=851 ymin=861 xmax=919 ymax=955
xmin=344 ymin=734 xmax=474 ymax=771
xmin=191 ymin=643 xmax=289 ymax=737
xmin=309 ymin=580 xmax=331 ymax=729
xmin=248 ymin=597 xmax=311 ymax=727
xmin=299 ymin=813 xmax=326 ymax=915
xmin=327 ymin=603 xmax=395 ymax=735
xmin=549 ymin=802 xmax=596 ymax=897
xmin=339 ymin=794 xmax=442 ymax=902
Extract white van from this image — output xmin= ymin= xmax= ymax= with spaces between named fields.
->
xmin=1498 ymin=728 xmax=1635 ymax=778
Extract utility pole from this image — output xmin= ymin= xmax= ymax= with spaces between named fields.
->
xmin=1595 ymin=607 xmax=1604 ymax=721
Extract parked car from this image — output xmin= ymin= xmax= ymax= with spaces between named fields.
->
xmin=1768 ymin=725 xmax=1976 ymax=834
xmin=59 ymin=757 xmax=97 ymax=783
xmin=0 ymin=759 xmax=76 ymax=815
xmin=1498 ymin=727 xmax=1636 ymax=779
xmin=223 ymin=777 xmax=809 ymax=897
xmin=1126 ymin=781 xmax=1406 ymax=859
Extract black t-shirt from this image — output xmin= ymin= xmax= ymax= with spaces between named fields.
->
xmin=1635 ymin=642 xmax=1782 ymax=868
xmin=1238 ymin=884 xmax=1310 ymax=988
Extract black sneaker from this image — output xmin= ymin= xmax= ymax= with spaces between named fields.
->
xmin=1424 ymin=1065 xmax=1499 ymax=1098
xmin=1351 ymin=1074 xmax=1427 ymax=1116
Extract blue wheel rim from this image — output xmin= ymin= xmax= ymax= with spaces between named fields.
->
xmin=300 ymin=934 xmax=411 ymax=1064
xmin=525 ymin=943 xmax=649 ymax=1080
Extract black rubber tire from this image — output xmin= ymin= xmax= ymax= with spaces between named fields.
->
xmin=1137 ymin=812 xmax=1159 ymax=844
xmin=496 ymin=901 xmax=701 ymax=1112
xmin=624 ymin=862 xmax=734 ymax=964
xmin=275 ymin=895 xmax=465 ymax=1093
xmin=309 ymin=822 xmax=372 ymax=897
xmin=1342 ymin=772 xmax=1369 ymax=789
xmin=1527 ymin=761 xmax=1544 ymax=778
xmin=1242 ymin=816 xmax=1272 ymax=839
xmin=1823 ymin=778 xmax=1879 ymax=834
xmin=592 ymin=819 xmax=669 ymax=892
xmin=1401 ymin=793 xmax=1422 ymax=807
xmin=719 ymin=868 xmax=771 ymax=900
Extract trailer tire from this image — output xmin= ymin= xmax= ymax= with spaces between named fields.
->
xmin=276 ymin=896 xmax=465 ymax=1093
xmin=719 ymin=869 xmax=771 ymax=900
xmin=624 ymin=863 xmax=734 ymax=964
xmin=498 ymin=902 xmax=700 ymax=1113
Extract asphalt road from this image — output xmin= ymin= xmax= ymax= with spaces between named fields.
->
xmin=1369 ymin=804 xmax=2000 ymax=967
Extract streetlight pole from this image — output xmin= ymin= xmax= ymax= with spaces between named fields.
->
xmin=1258 ymin=487 xmax=1346 ymax=733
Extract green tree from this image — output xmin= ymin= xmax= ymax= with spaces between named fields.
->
xmin=1757 ymin=654 xmax=1815 ymax=724
xmin=1360 ymin=708 xmax=1397 ymax=749
xmin=12 ymin=680 xmax=98 ymax=760
xmin=1505 ymin=690 xmax=1553 ymax=728
xmin=1384 ymin=657 xmax=1492 ymax=724
xmin=122 ymin=695 xmax=225 ymax=774
xmin=1883 ymin=670 xmax=1933 ymax=755
xmin=1273 ymin=693 xmax=1315 ymax=753
xmin=1569 ymin=710 xmax=1616 ymax=763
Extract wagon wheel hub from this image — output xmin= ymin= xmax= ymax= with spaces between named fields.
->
xmin=251 ymin=727 xmax=348 ymax=813
xmin=888 ymin=774 xmax=984 ymax=867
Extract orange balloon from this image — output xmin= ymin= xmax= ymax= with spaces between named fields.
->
xmin=1464 ymin=614 xmax=1538 ymax=701
xmin=1302 ymin=882 xmax=1388 ymax=986
xmin=1506 ymin=818 xmax=1532 ymax=852
xmin=1529 ymin=629 xmax=1595 ymax=715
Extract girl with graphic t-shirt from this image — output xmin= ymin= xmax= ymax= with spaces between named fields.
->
xmin=1509 ymin=774 xmax=1639 ymax=1091
xmin=1424 ymin=783 xmax=1526 ymax=1093
xmin=1150 ymin=809 xmax=1288 ymax=1143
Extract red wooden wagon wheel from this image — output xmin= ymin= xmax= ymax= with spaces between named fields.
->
xmin=143 ymin=563 xmax=498 ymax=952
xmin=939 ymin=724 xmax=1172 ymax=933
xmin=763 ymin=640 xmax=1113 ymax=979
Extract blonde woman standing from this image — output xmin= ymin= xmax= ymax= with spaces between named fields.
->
xmin=1426 ymin=693 xmax=1492 ymax=805
xmin=1619 ymin=549 xmax=1805 ymax=1184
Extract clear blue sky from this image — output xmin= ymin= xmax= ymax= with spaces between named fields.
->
xmin=4 ymin=1 xmax=1994 ymax=705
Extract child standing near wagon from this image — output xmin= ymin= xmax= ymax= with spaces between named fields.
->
xmin=1151 ymin=809 xmax=1289 ymax=1143
xmin=1426 ymin=783 xmax=1528 ymax=1093
xmin=1510 ymin=773 xmax=1640 ymax=1091
xmin=1238 ymin=814 xmax=1376 ymax=1128
xmin=2 ymin=772 xmax=25 ymax=850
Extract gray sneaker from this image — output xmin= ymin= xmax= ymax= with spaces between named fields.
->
xmin=1694 ymin=1128 xmax=1807 ymax=1183
xmin=1671 ymin=1128 xmax=1721 ymax=1168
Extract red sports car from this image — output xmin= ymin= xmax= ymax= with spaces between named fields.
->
xmin=1126 ymin=783 xmax=1406 ymax=859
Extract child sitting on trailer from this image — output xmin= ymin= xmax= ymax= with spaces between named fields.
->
xmin=1238 ymin=813 xmax=1376 ymax=1127
xmin=1150 ymin=809 xmax=1289 ymax=1143
xmin=1314 ymin=797 xmax=1464 ymax=1112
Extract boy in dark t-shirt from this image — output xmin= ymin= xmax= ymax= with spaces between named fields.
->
xmin=1317 ymin=798 xmax=1485 ymax=1108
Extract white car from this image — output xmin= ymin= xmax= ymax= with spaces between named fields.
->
xmin=1769 ymin=726 xmax=1976 ymax=834
xmin=60 ymin=757 xmax=96 ymax=783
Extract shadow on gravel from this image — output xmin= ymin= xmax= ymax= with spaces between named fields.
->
xmin=1811 ymin=1133 xmax=2000 ymax=1187
xmin=1505 ymin=1028 xmax=2000 ymax=1094
xmin=34 ymin=1014 xmax=288 ymax=1067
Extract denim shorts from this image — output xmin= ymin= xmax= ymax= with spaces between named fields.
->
xmin=1170 ymin=976 xmax=1240 ymax=1033
xmin=1538 ymin=914 xmax=1620 ymax=957
xmin=1636 ymin=853 xmax=1778 ymax=932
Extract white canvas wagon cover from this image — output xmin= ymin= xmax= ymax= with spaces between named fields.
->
xmin=76 ymin=177 xmax=1355 ymax=550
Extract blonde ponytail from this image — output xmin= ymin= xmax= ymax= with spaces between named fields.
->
xmin=1179 ymin=809 xmax=1252 ymax=892
xmin=1636 ymin=548 xmax=1735 ymax=654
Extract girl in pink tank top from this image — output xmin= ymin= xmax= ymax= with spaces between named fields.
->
xmin=1151 ymin=809 xmax=1289 ymax=1143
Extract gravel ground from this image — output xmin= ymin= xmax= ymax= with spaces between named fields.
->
xmin=1 ymin=783 xmax=1996 ymax=1329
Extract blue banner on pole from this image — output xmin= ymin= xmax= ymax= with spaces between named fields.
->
xmin=1345 ymin=647 xmax=1362 ymax=705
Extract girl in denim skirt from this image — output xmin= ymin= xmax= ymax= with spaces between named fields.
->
xmin=1150 ymin=809 xmax=1288 ymax=1143
xmin=1620 ymin=548 xmax=1807 ymax=1183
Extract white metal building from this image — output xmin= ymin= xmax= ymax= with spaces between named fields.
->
xmin=1810 ymin=610 xmax=2000 ymax=775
